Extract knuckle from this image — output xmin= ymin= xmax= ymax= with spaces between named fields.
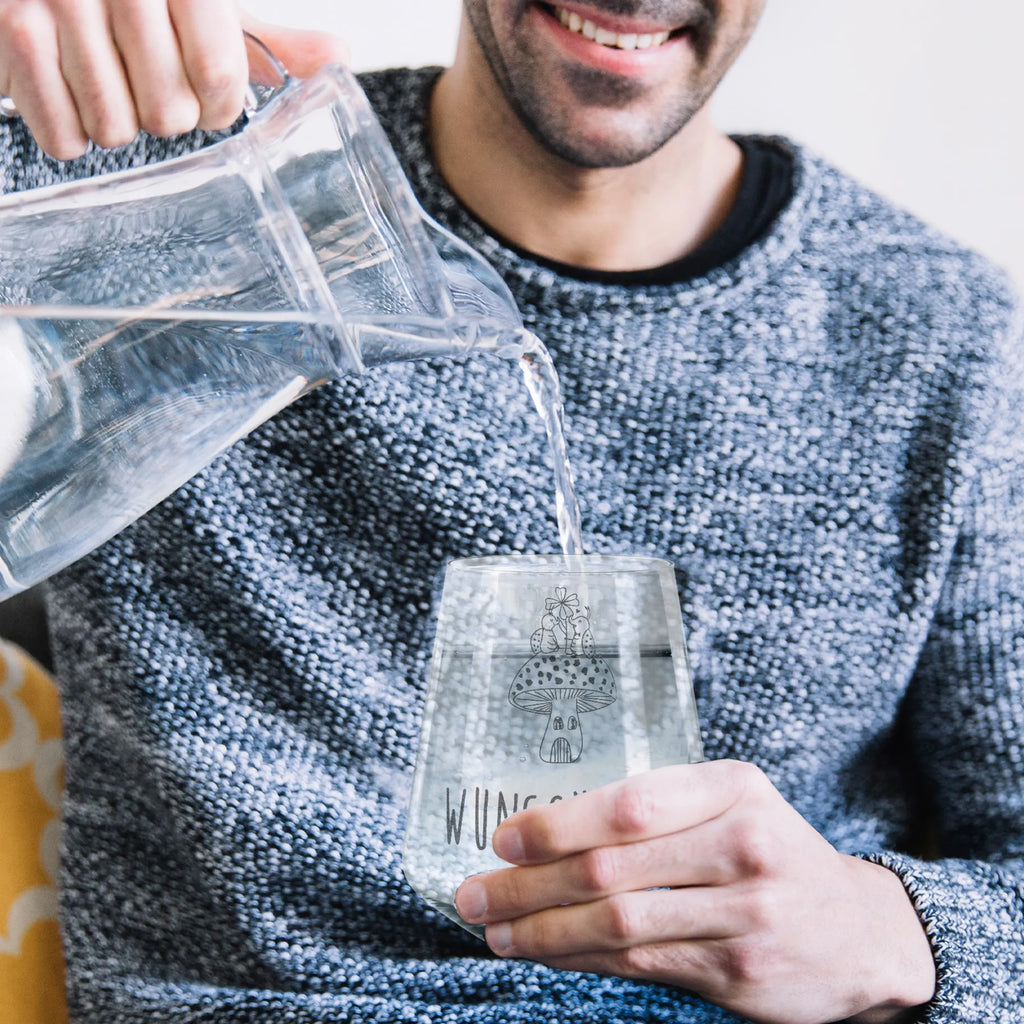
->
xmin=575 ymin=846 xmax=620 ymax=895
xmin=188 ymin=56 xmax=243 ymax=102
xmin=78 ymin=97 xmax=137 ymax=150
xmin=519 ymin=912 xmax=555 ymax=954
xmin=196 ymin=101 xmax=244 ymax=133
xmin=1 ymin=7 xmax=52 ymax=86
xmin=739 ymin=883 xmax=780 ymax=933
xmin=526 ymin=811 xmax=563 ymax=857
xmin=39 ymin=131 xmax=88 ymax=161
xmin=502 ymin=869 xmax=532 ymax=911
xmin=90 ymin=119 xmax=137 ymax=150
xmin=610 ymin=778 xmax=657 ymax=837
xmin=1 ymin=2 xmax=49 ymax=48
xmin=730 ymin=814 xmax=782 ymax=877
xmin=719 ymin=938 xmax=772 ymax=988
xmin=138 ymin=97 xmax=200 ymax=138
xmin=602 ymin=893 xmax=643 ymax=943
xmin=617 ymin=942 xmax=656 ymax=978
xmin=110 ymin=0 xmax=151 ymax=24
xmin=722 ymin=757 xmax=770 ymax=797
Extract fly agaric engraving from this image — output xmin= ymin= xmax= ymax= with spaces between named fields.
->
xmin=508 ymin=586 xmax=616 ymax=763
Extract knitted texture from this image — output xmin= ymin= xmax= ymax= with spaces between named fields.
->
xmin=3 ymin=67 xmax=1022 ymax=1022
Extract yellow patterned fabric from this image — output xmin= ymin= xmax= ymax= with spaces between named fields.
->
xmin=0 ymin=640 xmax=68 ymax=1024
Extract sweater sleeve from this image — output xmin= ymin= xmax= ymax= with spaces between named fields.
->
xmin=870 ymin=302 xmax=1024 ymax=1022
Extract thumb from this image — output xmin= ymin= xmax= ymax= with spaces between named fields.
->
xmin=241 ymin=14 xmax=350 ymax=80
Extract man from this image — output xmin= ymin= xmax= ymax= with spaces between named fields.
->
xmin=1 ymin=2 xmax=1021 ymax=1022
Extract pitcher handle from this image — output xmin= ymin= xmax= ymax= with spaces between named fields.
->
xmin=243 ymin=30 xmax=291 ymax=114
xmin=0 ymin=30 xmax=290 ymax=122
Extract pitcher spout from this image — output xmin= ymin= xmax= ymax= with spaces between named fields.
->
xmin=350 ymin=214 xmax=526 ymax=369
xmin=426 ymin=215 xmax=523 ymax=335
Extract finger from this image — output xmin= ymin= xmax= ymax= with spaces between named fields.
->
xmin=539 ymin=940 xmax=718 ymax=992
xmin=110 ymin=0 xmax=200 ymax=138
xmin=56 ymin=4 xmax=139 ymax=149
xmin=241 ymin=12 xmax=350 ymax=79
xmin=0 ymin=2 xmax=88 ymax=158
xmin=169 ymin=0 xmax=247 ymax=130
xmin=482 ymin=886 xmax=742 ymax=961
xmin=492 ymin=760 xmax=761 ymax=865
xmin=457 ymin=825 xmax=738 ymax=925
xmin=536 ymin=936 xmax=749 ymax=1007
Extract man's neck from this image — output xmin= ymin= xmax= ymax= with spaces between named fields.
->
xmin=429 ymin=47 xmax=743 ymax=274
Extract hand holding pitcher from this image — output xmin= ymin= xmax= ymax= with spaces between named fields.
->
xmin=0 ymin=0 xmax=348 ymax=158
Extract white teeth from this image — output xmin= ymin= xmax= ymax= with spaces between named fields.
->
xmin=555 ymin=7 xmax=672 ymax=49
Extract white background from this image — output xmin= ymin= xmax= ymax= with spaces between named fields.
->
xmin=246 ymin=0 xmax=1024 ymax=291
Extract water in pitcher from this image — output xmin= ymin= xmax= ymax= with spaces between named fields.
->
xmin=0 ymin=308 xmax=324 ymax=596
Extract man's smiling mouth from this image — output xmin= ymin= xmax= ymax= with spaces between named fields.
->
xmin=544 ymin=4 xmax=682 ymax=50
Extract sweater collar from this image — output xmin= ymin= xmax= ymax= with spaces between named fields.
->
xmin=360 ymin=66 xmax=824 ymax=313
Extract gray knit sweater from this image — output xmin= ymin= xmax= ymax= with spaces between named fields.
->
xmin=3 ymin=67 xmax=1022 ymax=1023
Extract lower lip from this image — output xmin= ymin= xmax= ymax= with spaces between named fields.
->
xmin=529 ymin=4 xmax=689 ymax=75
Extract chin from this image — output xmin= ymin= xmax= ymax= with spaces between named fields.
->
xmin=511 ymin=81 xmax=703 ymax=169
xmin=531 ymin=116 xmax=690 ymax=169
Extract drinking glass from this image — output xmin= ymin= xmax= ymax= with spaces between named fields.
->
xmin=403 ymin=553 xmax=703 ymax=937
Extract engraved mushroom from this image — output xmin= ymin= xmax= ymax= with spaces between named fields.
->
xmin=508 ymin=597 xmax=616 ymax=764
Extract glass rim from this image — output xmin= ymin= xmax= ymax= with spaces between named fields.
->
xmin=444 ymin=553 xmax=676 ymax=575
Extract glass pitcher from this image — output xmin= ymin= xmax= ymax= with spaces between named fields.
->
xmin=0 ymin=38 xmax=527 ymax=601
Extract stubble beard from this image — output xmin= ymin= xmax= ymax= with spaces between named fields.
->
xmin=507 ymin=58 xmax=713 ymax=168
xmin=464 ymin=0 xmax=751 ymax=169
